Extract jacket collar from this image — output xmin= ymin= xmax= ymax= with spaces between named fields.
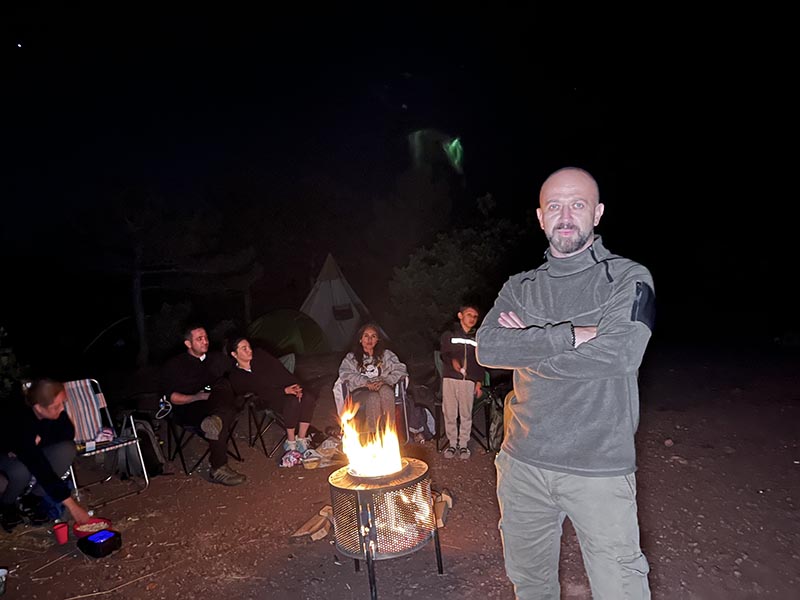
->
xmin=544 ymin=235 xmax=611 ymax=277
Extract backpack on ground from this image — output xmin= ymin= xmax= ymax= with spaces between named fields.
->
xmin=107 ymin=415 xmax=166 ymax=478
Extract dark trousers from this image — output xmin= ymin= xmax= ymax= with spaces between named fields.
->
xmin=252 ymin=390 xmax=317 ymax=431
xmin=172 ymin=399 xmax=238 ymax=470
xmin=0 ymin=441 xmax=76 ymax=504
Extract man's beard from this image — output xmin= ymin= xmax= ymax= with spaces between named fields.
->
xmin=546 ymin=225 xmax=592 ymax=256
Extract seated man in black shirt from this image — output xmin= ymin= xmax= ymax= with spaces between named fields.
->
xmin=161 ymin=325 xmax=245 ymax=486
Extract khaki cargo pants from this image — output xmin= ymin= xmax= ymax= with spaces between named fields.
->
xmin=495 ymin=450 xmax=651 ymax=600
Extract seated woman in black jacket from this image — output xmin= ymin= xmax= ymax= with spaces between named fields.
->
xmin=0 ymin=378 xmax=91 ymax=532
xmin=227 ymin=336 xmax=318 ymax=455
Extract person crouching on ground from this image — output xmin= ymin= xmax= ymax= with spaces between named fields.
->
xmin=0 ymin=378 xmax=91 ymax=532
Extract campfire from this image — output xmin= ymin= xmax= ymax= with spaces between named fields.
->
xmin=328 ymin=399 xmax=443 ymax=600
xmin=339 ymin=401 xmax=402 ymax=477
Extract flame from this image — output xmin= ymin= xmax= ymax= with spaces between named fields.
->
xmin=340 ymin=398 xmax=402 ymax=477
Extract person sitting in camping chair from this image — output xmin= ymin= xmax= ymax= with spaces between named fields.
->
xmin=227 ymin=335 xmax=318 ymax=456
xmin=338 ymin=323 xmax=408 ymax=434
xmin=1 ymin=378 xmax=91 ymax=532
xmin=160 ymin=325 xmax=246 ymax=486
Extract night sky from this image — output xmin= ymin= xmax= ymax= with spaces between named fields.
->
xmin=2 ymin=6 xmax=795 ymax=373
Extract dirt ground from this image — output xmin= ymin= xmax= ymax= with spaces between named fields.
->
xmin=1 ymin=342 xmax=799 ymax=599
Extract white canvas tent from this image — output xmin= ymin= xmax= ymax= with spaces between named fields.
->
xmin=300 ymin=253 xmax=383 ymax=351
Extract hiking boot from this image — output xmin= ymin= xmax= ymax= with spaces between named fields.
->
xmin=459 ymin=447 xmax=471 ymax=460
xmin=209 ymin=464 xmax=246 ymax=486
xmin=443 ymin=446 xmax=457 ymax=459
xmin=201 ymin=415 xmax=223 ymax=441
xmin=295 ymin=436 xmax=312 ymax=454
xmin=1 ymin=504 xmax=23 ymax=533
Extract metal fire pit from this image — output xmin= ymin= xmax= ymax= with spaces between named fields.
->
xmin=329 ymin=457 xmax=443 ymax=599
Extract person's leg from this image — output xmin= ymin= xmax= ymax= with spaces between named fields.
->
xmin=281 ymin=393 xmax=301 ymax=442
xmin=455 ymin=379 xmax=475 ymax=449
xmin=441 ymin=378 xmax=460 ymax=450
xmin=209 ymin=402 xmax=240 ymax=470
xmin=377 ymin=384 xmax=395 ymax=429
xmin=495 ymin=451 xmax=564 ymax=600
xmin=278 ymin=389 xmax=317 ymax=454
xmin=0 ymin=456 xmax=32 ymax=505
xmin=176 ymin=400 xmax=242 ymax=483
xmin=353 ymin=388 xmax=379 ymax=433
xmin=294 ymin=389 xmax=317 ymax=445
xmin=559 ymin=472 xmax=651 ymax=600
xmin=31 ymin=441 xmax=76 ymax=497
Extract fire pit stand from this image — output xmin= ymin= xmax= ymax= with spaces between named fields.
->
xmin=328 ymin=457 xmax=443 ymax=600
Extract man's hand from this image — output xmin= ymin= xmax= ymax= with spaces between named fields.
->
xmin=284 ymin=384 xmax=303 ymax=398
xmin=498 ymin=311 xmax=526 ymax=329
xmin=574 ymin=326 xmax=598 ymax=347
xmin=474 ymin=381 xmax=482 ymax=398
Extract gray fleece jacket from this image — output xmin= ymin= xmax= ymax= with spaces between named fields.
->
xmin=476 ymin=236 xmax=655 ymax=477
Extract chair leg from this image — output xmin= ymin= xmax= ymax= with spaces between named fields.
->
xmin=434 ymin=403 xmax=447 ymax=452
xmin=188 ymin=448 xmax=210 ymax=475
xmin=69 ymin=466 xmax=80 ymax=502
xmin=226 ymin=419 xmax=243 ymax=462
xmin=167 ymin=420 xmax=191 ymax=475
xmin=269 ymin=431 xmax=287 ymax=458
xmin=250 ymin=409 xmax=287 ymax=459
xmin=469 ymin=395 xmax=493 ymax=452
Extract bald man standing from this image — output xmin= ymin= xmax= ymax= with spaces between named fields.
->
xmin=477 ymin=167 xmax=655 ymax=599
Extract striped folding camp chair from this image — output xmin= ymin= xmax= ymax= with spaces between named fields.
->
xmin=64 ymin=379 xmax=149 ymax=508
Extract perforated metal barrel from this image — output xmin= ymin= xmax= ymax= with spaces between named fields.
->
xmin=329 ymin=458 xmax=436 ymax=560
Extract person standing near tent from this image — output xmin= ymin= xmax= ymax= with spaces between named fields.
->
xmin=439 ymin=303 xmax=486 ymax=460
xmin=338 ymin=324 xmax=407 ymax=433
xmin=227 ymin=335 xmax=317 ymax=455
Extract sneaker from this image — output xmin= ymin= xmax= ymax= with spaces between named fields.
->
xmin=459 ymin=447 xmax=471 ymax=460
xmin=209 ymin=464 xmax=246 ymax=486
xmin=201 ymin=415 xmax=223 ymax=441
xmin=283 ymin=439 xmax=298 ymax=452
xmin=443 ymin=446 xmax=457 ymax=459
xmin=295 ymin=436 xmax=312 ymax=454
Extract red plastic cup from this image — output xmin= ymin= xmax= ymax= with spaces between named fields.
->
xmin=53 ymin=522 xmax=69 ymax=545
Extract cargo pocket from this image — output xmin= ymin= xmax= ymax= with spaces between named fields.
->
xmin=617 ymin=551 xmax=650 ymax=598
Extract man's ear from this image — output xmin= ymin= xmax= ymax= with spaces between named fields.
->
xmin=593 ymin=203 xmax=605 ymax=226
xmin=457 ymin=311 xmax=463 ymax=321
xmin=184 ymin=339 xmax=191 ymax=350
